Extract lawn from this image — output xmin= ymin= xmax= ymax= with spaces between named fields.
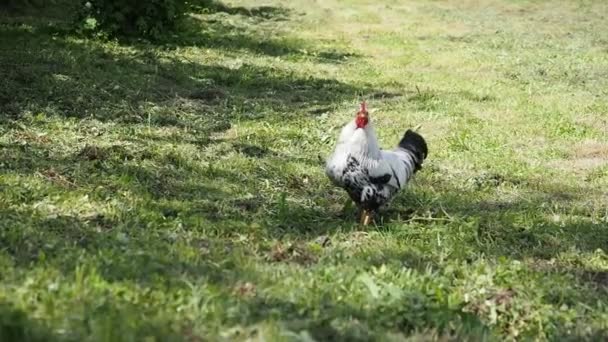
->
xmin=1 ymin=0 xmax=608 ymax=340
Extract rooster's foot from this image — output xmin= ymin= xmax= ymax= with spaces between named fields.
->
xmin=360 ymin=209 xmax=373 ymax=226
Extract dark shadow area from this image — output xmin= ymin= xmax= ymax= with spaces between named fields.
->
xmin=0 ymin=24 xmax=368 ymax=126
xmin=0 ymin=296 xmax=187 ymax=341
xmin=181 ymin=1 xmax=362 ymax=64
xmin=156 ymin=15 xmax=305 ymax=56
xmin=0 ymin=0 xmax=78 ymax=22
xmin=405 ymin=87 xmax=495 ymax=112
xmin=147 ymin=12 xmax=362 ymax=63
xmin=0 ymin=139 xmax=348 ymax=282
xmin=376 ymin=170 xmax=608 ymax=261
xmin=0 ymin=202 xmax=243 ymax=287
xmin=0 ymin=302 xmax=62 ymax=342
xmin=4 ymin=130 xmax=605 ymax=275
xmin=0 ymin=0 xmax=360 ymax=63
xmin=533 ymin=262 xmax=608 ymax=296
xmin=227 ymin=295 xmax=492 ymax=341
xmin=190 ymin=0 xmax=292 ymax=20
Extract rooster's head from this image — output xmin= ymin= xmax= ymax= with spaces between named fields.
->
xmin=355 ymin=101 xmax=369 ymax=129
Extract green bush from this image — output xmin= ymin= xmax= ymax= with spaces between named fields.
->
xmin=78 ymin=0 xmax=189 ymax=39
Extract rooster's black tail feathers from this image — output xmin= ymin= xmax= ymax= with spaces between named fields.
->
xmin=398 ymin=129 xmax=428 ymax=171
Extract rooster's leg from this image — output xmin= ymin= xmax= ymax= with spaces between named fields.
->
xmin=360 ymin=209 xmax=373 ymax=226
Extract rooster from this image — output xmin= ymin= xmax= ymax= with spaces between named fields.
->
xmin=325 ymin=101 xmax=428 ymax=225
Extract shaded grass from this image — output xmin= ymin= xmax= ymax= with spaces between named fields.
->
xmin=1 ymin=0 xmax=608 ymax=341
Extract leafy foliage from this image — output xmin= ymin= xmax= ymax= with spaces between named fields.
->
xmin=78 ymin=0 xmax=189 ymax=39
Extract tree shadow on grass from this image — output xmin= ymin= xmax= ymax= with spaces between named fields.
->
xmin=0 ymin=23 xmax=368 ymax=125
xmin=376 ymin=171 xmax=608 ymax=261
xmin=0 ymin=140 xmax=344 ymax=282
xmin=191 ymin=0 xmax=292 ymax=20
xmin=2 ymin=142 xmax=607 ymax=340
xmin=38 ymin=139 xmax=598 ymax=265
xmin=0 ymin=293 xmax=186 ymax=341
xmin=228 ymin=295 xmax=491 ymax=341
xmin=164 ymin=1 xmax=361 ymax=63
xmin=0 ymin=302 xmax=60 ymax=342
xmin=0 ymin=202 xmax=243 ymax=288
xmin=161 ymin=14 xmax=362 ymax=63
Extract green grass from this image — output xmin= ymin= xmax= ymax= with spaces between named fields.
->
xmin=1 ymin=0 xmax=608 ymax=340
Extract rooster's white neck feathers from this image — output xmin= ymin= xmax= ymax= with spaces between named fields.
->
xmin=337 ymin=120 xmax=381 ymax=159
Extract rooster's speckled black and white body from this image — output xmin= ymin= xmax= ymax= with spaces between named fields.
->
xmin=325 ymin=102 xmax=428 ymax=224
